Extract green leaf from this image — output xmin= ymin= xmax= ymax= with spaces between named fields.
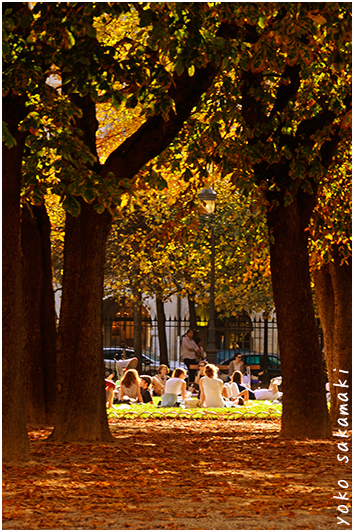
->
xmin=87 ymin=25 xmax=96 ymax=38
xmin=95 ymin=203 xmax=106 ymax=214
xmin=139 ymin=9 xmax=153 ymax=28
xmin=188 ymin=65 xmax=195 ymax=77
xmin=20 ymin=11 xmax=33 ymax=29
xmin=83 ymin=187 xmax=96 ymax=204
xmin=126 ymin=94 xmax=138 ymax=109
xmin=284 ymin=191 xmax=294 ymax=207
xmin=62 ymin=195 xmax=81 ymax=216
xmin=67 ymin=31 xmax=76 ymax=48
xmin=174 ymin=58 xmax=185 ymax=76
xmin=250 ymin=52 xmax=265 ymax=74
xmin=258 ymin=16 xmax=265 ymax=29
xmin=2 ymin=122 xmax=17 ymax=148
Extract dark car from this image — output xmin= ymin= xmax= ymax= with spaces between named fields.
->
xmin=218 ymin=350 xmax=282 ymax=385
xmin=216 ymin=349 xmax=249 ymax=365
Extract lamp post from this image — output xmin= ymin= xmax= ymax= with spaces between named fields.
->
xmin=198 ymin=188 xmax=218 ymax=365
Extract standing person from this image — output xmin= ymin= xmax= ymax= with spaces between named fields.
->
xmin=160 ymin=368 xmax=187 ymax=407
xmin=119 ymin=369 xmax=143 ymax=403
xmin=181 ymin=329 xmax=199 ymax=382
xmin=151 ymin=364 xmax=170 ymax=396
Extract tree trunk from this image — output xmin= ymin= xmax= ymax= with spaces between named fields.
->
xmin=156 ymin=296 xmax=168 ymax=365
xmin=313 ymin=256 xmax=352 ymax=429
xmin=188 ymin=295 xmax=197 ymax=332
xmin=49 ymin=201 xmax=114 ymax=442
xmin=21 ymin=202 xmax=57 ymax=425
xmin=2 ymin=95 xmax=31 ymax=462
xmin=267 ymin=200 xmax=331 ymax=438
xmin=133 ymin=297 xmax=143 ymax=374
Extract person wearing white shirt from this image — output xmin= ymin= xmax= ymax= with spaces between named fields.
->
xmin=160 ymin=368 xmax=187 ymax=407
xmin=199 ymin=364 xmax=225 ymax=408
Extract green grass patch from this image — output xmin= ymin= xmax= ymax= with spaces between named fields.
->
xmin=107 ymin=399 xmax=282 ymax=421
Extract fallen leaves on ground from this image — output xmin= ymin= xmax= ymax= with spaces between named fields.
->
xmin=2 ymin=420 xmax=352 ymax=530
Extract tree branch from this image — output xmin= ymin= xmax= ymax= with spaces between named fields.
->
xmin=102 ymin=62 xmax=220 ymax=181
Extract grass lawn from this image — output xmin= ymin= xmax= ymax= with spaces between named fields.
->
xmin=107 ymin=396 xmax=282 ymax=420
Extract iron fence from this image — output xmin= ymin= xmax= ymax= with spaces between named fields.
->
xmin=103 ymin=315 xmax=324 ymax=381
xmin=103 ymin=315 xmax=286 ymax=370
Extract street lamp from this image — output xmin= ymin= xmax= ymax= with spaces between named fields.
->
xmin=198 ymin=188 xmax=218 ymax=365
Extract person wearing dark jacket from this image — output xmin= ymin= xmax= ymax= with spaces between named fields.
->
xmin=140 ymin=375 xmax=154 ymax=404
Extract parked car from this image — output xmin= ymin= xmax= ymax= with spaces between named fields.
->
xmin=217 ymin=350 xmax=281 ymax=384
xmin=216 ymin=349 xmax=249 ymax=364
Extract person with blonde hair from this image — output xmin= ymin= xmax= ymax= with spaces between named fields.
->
xmin=199 ymin=363 xmax=225 ymax=408
xmin=160 ymin=367 xmax=187 ymax=407
xmin=119 ymin=368 xmax=143 ymax=403
xmin=151 ymin=364 xmax=170 ymax=396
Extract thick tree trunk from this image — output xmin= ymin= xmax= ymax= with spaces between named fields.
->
xmin=188 ymin=295 xmax=197 ymax=332
xmin=133 ymin=297 xmax=143 ymax=374
xmin=313 ymin=257 xmax=352 ymax=429
xmin=21 ymin=202 xmax=57 ymax=425
xmin=156 ymin=296 xmax=168 ymax=365
xmin=49 ymin=201 xmax=114 ymax=442
xmin=2 ymin=96 xmax=31 ymax=462
xmin=267 ymin=200 xmax=331 ymax=439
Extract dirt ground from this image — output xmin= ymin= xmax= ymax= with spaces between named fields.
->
xmin=2 ymin=419 xmax=352 ymax=530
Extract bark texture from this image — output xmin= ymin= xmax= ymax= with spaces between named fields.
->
xmin=133 ymin=297 xmax=143 ymax=375
xmin=2 ymin=93 xmax=31 ymax=462
xmin=49 ymin=202 xmax=114 ymax=442
xmin=313 ymin=255 xmax=352 ymax=429
xmin=267 ymin=200 xmax=331 ymax=439
xmin=156 ymin=296 xmax=168 ymax=366
xmin=188 ymin=296 xmax=198 ymax=332
xmin=21 ymin=202 xmax=57 ymax=425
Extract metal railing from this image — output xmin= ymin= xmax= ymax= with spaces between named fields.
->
xmin=103 ymin=316 xmax=285 ymax=374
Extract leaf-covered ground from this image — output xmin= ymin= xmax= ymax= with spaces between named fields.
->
xmin=2 ymin=419 xmax=351 ymax=530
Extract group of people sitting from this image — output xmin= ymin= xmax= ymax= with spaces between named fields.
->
xmin=105 ymin=370 xmax=154 ymax=408
xmin=105 ymin=363 xmax=185 ymax=408
xmin=105 ymin=358 xmax=282 ymax=408
xmin=190 ymin=361 xmax=281 ymax=408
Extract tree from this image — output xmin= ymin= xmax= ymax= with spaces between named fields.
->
xmin=3 ymin=1 xmax=42 ymax=462
xmin=236 ymin=4 xmax=351 ymax=438
xmin=310 ymin=142 xmax=352 ymax=428
xmin=150 ymin=3 xmax=351 ymax=437
xmin=21 ymin=202 xmax=57 ymax=425
xmin=44 ymin=3 xmax=241 ymax=442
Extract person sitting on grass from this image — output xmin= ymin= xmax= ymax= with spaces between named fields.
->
xmin=151 ymin=364 xmax=170 ymax=396
xmin=189 ymin=360 xmax=207 ymax=394
xmin=160 ymin=368 xmax=187 ymax=407
xmin=140 ymin=375 xmax=154 ymax=404
xmin=223 ymin=379 xmax=249 ymax=405
xmin=119 ymin=368 xmax=143 ymax=403
xmin=199 ymin=363 xmax=227 ymax=408
xmin=105 ymin=373 xmax=116 ymax=408
xmin=231 ymin=371 xmax=282 ymax=402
